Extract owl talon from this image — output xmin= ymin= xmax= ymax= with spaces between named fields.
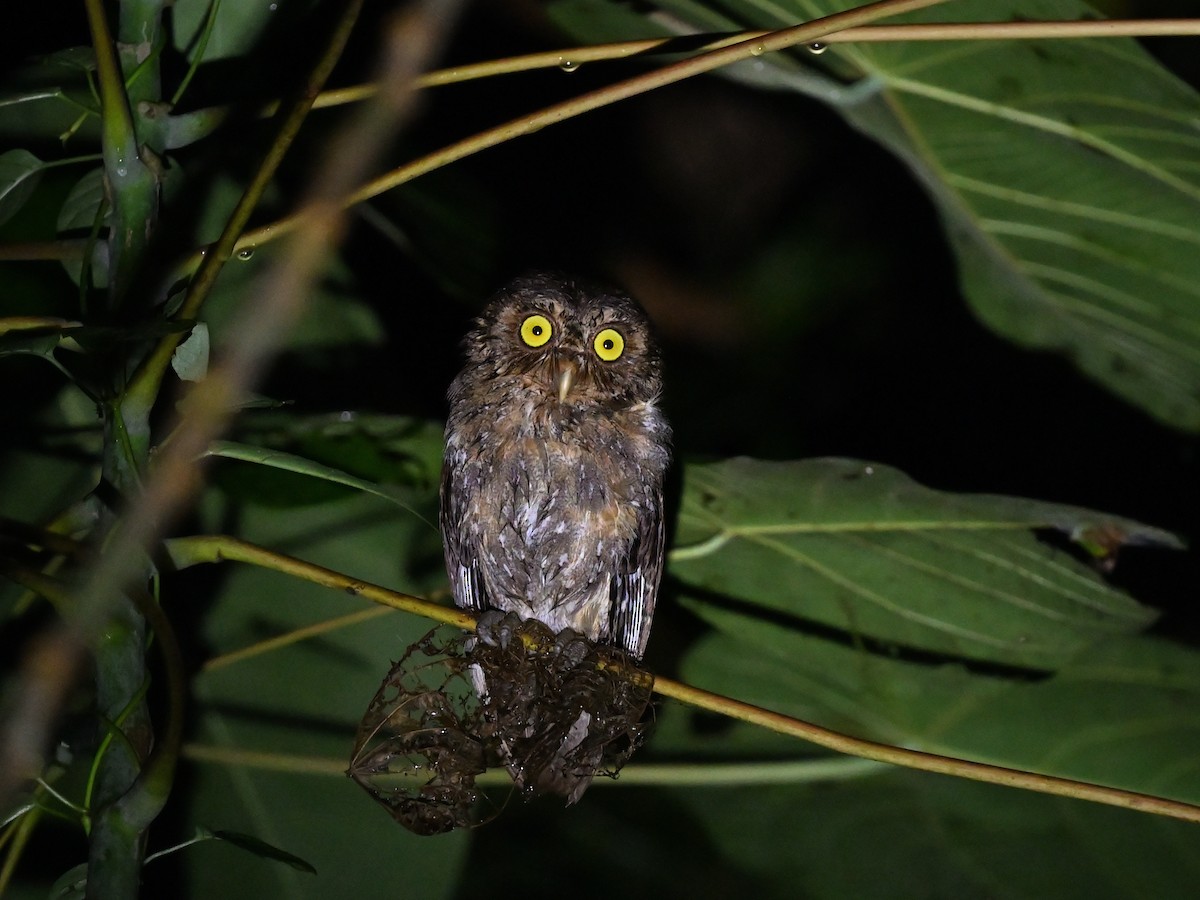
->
xmin=474 ymin=609 xmax=517 ymax=650
xmin=552 ymin=628 xmax=591 ymax=667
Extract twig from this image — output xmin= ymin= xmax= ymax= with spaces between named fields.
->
xmin=7 ymin=12 xmax=1195 ymax=267
xmin=165 ymin=532 xmax=1200 ymax=826
xmin=651 ymin=677 xmax=1200 ymax=825
xmin=221 ymin=0 xmax=955 ymax=256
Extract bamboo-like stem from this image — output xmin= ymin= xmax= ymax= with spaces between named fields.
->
xmin=123 ymin=0 xmax=370 ymax=424
xmin=0 ymin=566 xmax=186 ymax=832
xmin=81 ymin=3 xmax=167 ymax=895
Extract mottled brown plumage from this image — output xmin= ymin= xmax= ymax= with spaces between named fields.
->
xmin=441 ymin=273 xmax=671 ymax=659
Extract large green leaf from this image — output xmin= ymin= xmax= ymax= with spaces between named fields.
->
xmin=0 ymin=150 xmax=44 ymax=227
xmin=659 ymin=625 xmax=1200 ymax=898
xmin=172 ymin=0 xmax=290 ymax=62
xmin=550 ymin=0 xmax=1200 ymax=430
xmin=671 ymin=457 xmax=1177 ymax=668
xmin=182 ymin=489 xmax=465 ymax=898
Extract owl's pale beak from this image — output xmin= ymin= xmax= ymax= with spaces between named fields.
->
xmin=556 ymin=360 xmax=577 ymax=402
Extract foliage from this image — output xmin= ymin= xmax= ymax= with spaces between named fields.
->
xmin=1 ymin=1 xmax=1198 ymax=898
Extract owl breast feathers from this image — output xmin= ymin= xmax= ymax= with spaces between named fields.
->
xmin=440 ymin=273 xmax=671 ymax=659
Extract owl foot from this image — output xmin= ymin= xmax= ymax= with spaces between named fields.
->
xmin=472 ymin=609 xmax=519 ymax=650
xmin=551 ymin=628 xmax=591 ymax=668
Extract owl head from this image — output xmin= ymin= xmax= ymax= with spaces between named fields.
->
xmin=463 ymin=273 xmax=664 ymax=409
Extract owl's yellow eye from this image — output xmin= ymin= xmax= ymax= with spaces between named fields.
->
xmin=593 ymin=328 xmax=625 ymax=361
xmin=520 ymin=314 xmax=553 ymax=348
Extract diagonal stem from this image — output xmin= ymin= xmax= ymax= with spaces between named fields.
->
xmin=164 ymin=532 xmax=1200 ymax=826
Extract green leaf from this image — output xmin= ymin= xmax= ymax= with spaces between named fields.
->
xmin=671 ymin=458 xmax=1175 ymax=668
xmin=204 ymin=439 xmax=436 ymax=526
xmin=172 ymin=0 xmax=286 ymax=62
xmin=832 ymin=0 xmax=1200 ymax=432
xmin=665 ymin=625 xmax=1200 ymax=898
xmin=47 ymin=863 xmax=88 ymax=900
xmin=183 ymin=492 xmax=467 ymax=898
xmin=55 ymin=167 xmax=104 ymax=233
xmin=172 ymin=323 xmax=210 ymax=382
xmin=0 ymin=330 xmax=62 ymax=360
xmin=56 ymin=167 xmax=107 ymax=288
xmin=0 ymin=149 xmax=45 ymax=226
xmin=553 ymin=0 xmax=1200 ymax=429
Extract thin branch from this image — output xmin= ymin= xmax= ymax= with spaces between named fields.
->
xmin=6 ymin=13 xmax=1196 ymax=267
xmin=181 ymin=742 xmax=887 ymax=786
xmin=651 ymin=676 xmax=1200 ymax=824
xmin=837 ymin=17 xmax=1200 ymax=41
xmin=220 ymin=0 xmax=955 ymax=256
xmin=201 ymin=605 xmax=394 ymax=672
xmin=164 ymin=535 xmax=473 ymax=630
xmin=165 ymin=532 xmax=1200 ymax=826
xmin=175 ymin=17 xmax=1200 ymax=122
xmin=0 ymin=805 xmax=41 ymax=894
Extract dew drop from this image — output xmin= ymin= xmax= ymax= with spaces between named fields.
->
xmin=807 ymin=41 xmax=828 ymax=55
xmin=749 ymin=44 xmax=765 ymax=57
xmin=558 ymin=58 xmax=579 ymax=72
xmin=236 ymin=247 xmax=255 ymax=260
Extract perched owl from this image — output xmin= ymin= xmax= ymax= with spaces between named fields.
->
xmin=441 ymin=273 xmax=671 ymax=660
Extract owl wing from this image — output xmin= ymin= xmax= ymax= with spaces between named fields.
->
xmin=609 ymin=491 xmax=666 ymax=660
xmin=440 ymin=459 xmax=489 ymax=612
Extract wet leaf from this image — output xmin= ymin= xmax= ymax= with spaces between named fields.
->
xmin=669 ymin=624 xmax=1200 ymax=898
xmin=204 ymin=439 xmax=436 ymax=525
xmin=0 ymin=149 xmax=44 ymax=226
xmin=172 ymin=323 xmax=210 ymax=382
xmin=173 ymin=0 xmax=289 ymax=62
xmin=672 ymin=457 xmax=1175 ymax=668
xmin=56 ymin=167 xmax=107 ymax=287
xmin=552 ymin=0 xmax=1200 ymax=430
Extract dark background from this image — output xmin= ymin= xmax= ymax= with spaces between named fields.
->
xmin=2 ymin=1 xmax=1199 ymax=895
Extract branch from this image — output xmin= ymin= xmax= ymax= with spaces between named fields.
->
xmin=211 ymin=0 xmax=957 ymax=259
xmin=164 ymin=533 xmax=1200 ymax=827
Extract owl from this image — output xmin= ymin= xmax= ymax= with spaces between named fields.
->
xmin=440 ymin=273 xmax=671 ymax=660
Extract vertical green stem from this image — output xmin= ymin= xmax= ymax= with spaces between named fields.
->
xmin=85 ymin=606 xmax=152 ymax=900
xmin=81 ymin=1 xmax=167 ymax=897
xmin=83 ymin=0 xmax=164 ymax=316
